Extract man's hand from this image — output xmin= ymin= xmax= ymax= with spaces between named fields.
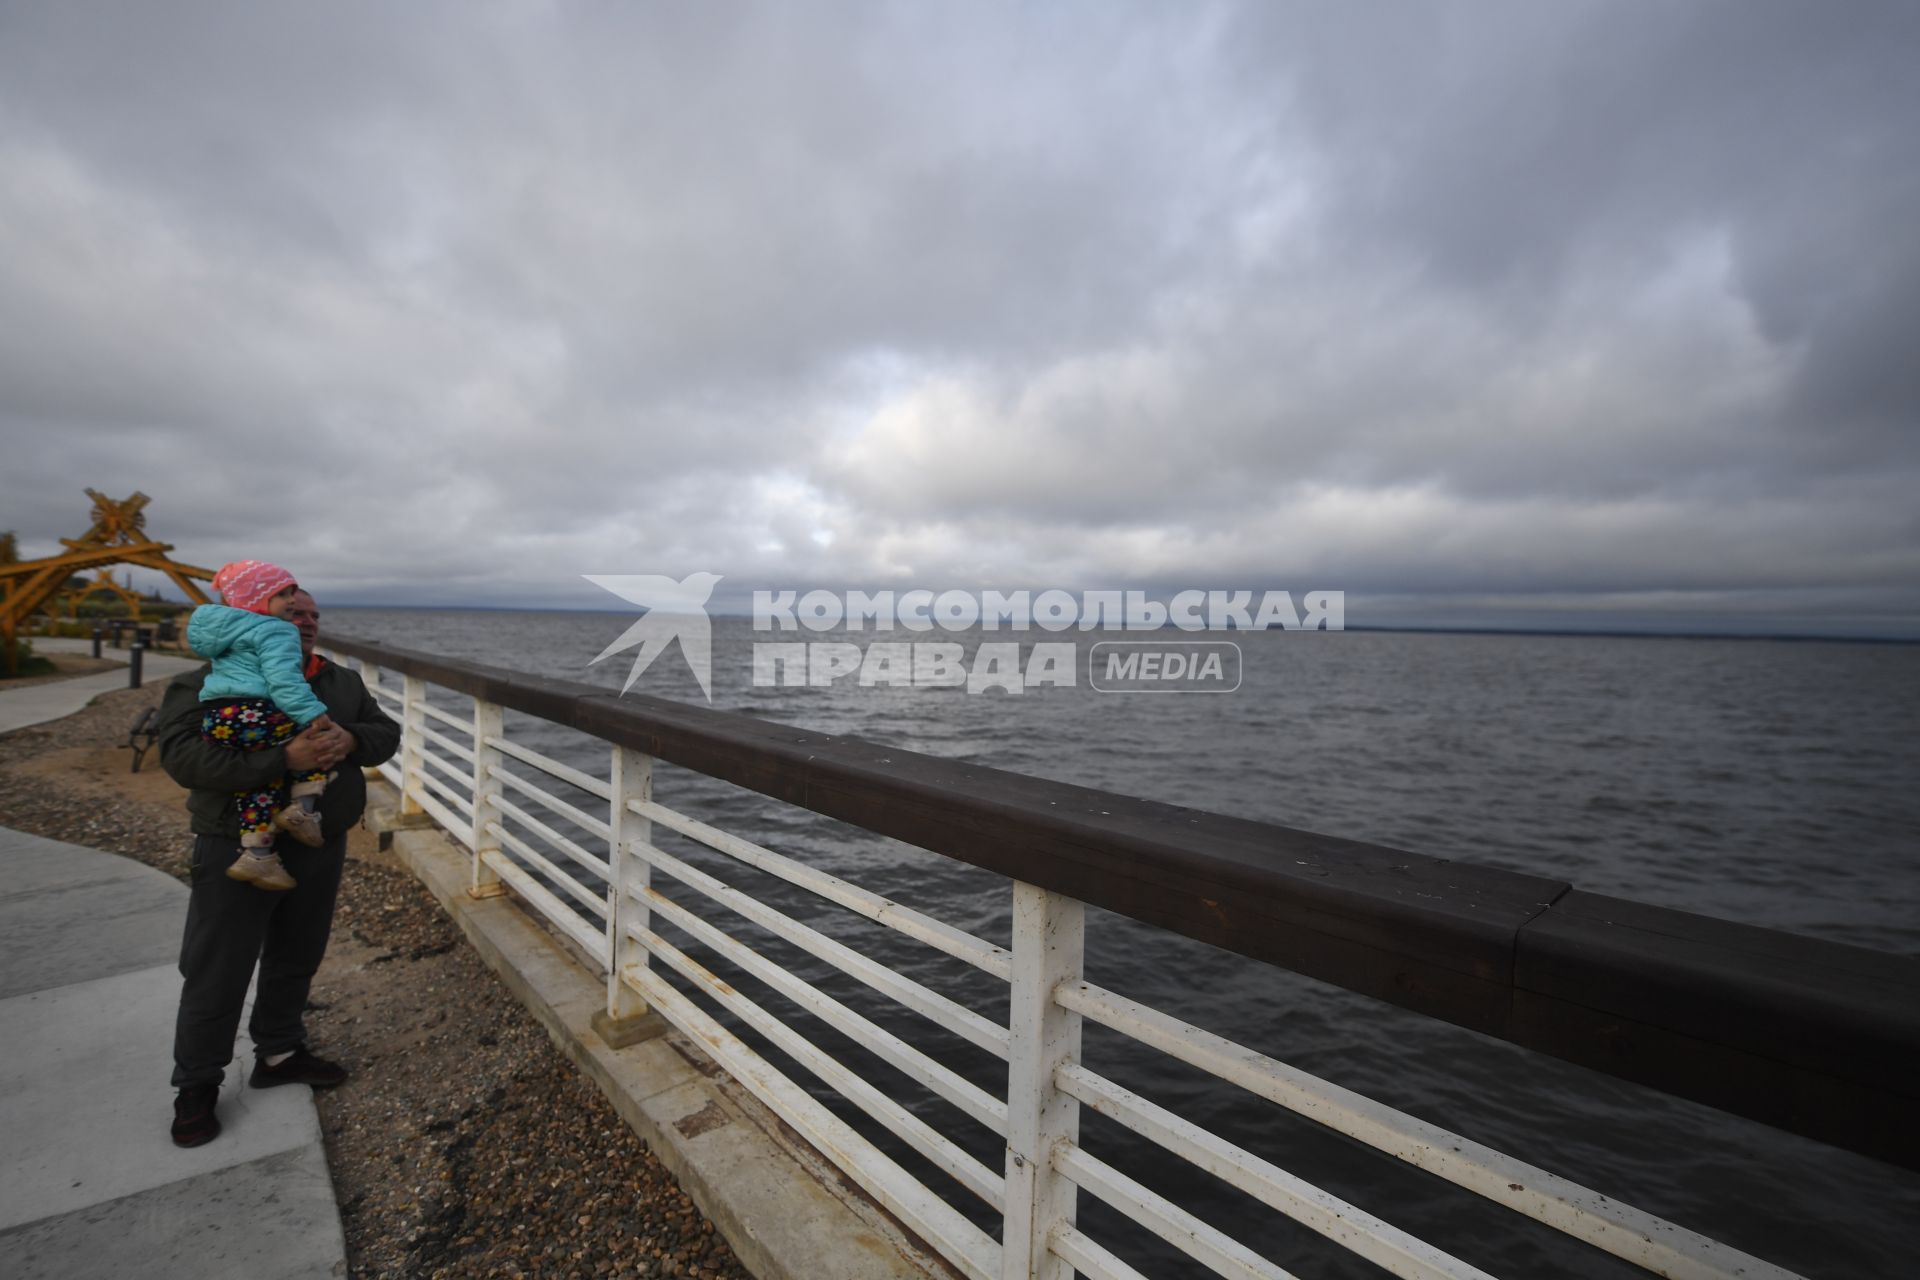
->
xmin=287 ymin=721 xmax=353 ymax=772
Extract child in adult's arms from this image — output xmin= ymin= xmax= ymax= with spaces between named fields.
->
xmin=187 ymin=560 xmax=335 ymax=891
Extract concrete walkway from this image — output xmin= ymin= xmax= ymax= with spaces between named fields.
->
xmin=30 ymin=637 xmax=135 ymax=654
xmin=0 ymin=637 xmax=202 ymax=735
xmin=0 ymin=826 xmax=348 ymax=1278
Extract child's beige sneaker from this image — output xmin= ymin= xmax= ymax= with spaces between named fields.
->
xmin=227 ymin=849 xmax=297 ymax=891
xmin=273 ymin=805 xmax=325 ymax=848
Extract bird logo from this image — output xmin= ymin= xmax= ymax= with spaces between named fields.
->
xmin=584 ymin=572 xmax=723 ymax=702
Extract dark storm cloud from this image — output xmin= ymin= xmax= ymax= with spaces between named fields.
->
xmin=1226 ymin=0 xmax=1920 ymax=451
xmin=1 ymin=2 xmax=1916 ymax=632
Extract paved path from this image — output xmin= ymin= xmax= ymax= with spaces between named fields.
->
xmin=0 ymin=826 xmax=348 ymax=1279
xmin=31 ymin=637 xmax=141 ymax=654
xmin=0 ymin=638 xmax=202 ymax=735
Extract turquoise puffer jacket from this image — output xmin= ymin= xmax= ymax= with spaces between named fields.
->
xmin=186 ymin=604 xmax=330 ymax=725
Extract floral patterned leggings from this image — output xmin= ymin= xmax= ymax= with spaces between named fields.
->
xmin=200 ymin=698 xmax=329 ymax=841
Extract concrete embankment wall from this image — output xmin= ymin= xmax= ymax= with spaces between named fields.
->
xmin=365 ymin=784 xmax=949 ymax=1280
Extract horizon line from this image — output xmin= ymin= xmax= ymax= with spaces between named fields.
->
xmin=299 ymin=602 xmax=1920 ymax=646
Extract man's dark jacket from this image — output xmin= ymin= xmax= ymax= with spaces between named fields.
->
xmin=158 ymin=655 xmax=400 ymax=836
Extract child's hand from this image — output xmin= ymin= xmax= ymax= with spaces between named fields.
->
xmin=309 ymin=714 xmax=336 ymax=733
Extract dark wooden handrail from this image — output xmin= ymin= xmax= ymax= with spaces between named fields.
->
xmin=323 ymin=633 xmax=1920 ymax=1171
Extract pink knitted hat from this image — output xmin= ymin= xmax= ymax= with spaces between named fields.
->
xmin=211 ymin=560 xmax=298 ymax=615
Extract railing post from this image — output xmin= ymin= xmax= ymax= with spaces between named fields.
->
xmin=606 ymin=745 xmax=653 ymax=1018
xmin=1002 ymin=882 xmax=1084 ymax=1280
xmin=360 ymin=661 xmax=386 ymax=778
xmin=399 ymin=674 xmax=425 ymax=816
xmin=470 ymin=697 xmax=506 ymax=898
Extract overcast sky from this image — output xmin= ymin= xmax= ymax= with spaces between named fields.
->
xmin=4 ymin=1 xmax=1917 ymax=635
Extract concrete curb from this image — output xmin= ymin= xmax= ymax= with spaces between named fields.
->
xmin=374 ymin=792 xmax=949 ymax=1280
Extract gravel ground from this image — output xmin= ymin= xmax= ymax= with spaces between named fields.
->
xmin=0 ymin=678 xmax=753 ymax=1280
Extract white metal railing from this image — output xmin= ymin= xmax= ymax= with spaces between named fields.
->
xmin=339 ymin=653 xmax=1809 ymax=1280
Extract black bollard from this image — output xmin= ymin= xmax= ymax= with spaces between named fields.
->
xmin=92 ymin=626 xmax=103 ymax=659
xmin=128 ymin=638 xmax=145 ymax=689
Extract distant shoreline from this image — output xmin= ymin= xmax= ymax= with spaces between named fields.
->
xmin=301 ymin=603 xmax=1920 ymax=646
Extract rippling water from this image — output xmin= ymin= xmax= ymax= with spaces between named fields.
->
xmin=332 ymin=609 xmax=1920 ymax=1278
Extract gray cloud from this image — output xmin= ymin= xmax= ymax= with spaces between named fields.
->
xmin=1231 ymin=1 xmax=1920 ymax=452
xmin=2 ymin=1 xmax=1916 ymax=634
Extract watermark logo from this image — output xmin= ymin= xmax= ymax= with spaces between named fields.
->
xmin=584 ymin=572 xmax=722 ymax=701
xmin=590 ymin=582 xmax=1340 ymax=699
xmin=1089 ymin=640 xmax=1242 ymax=693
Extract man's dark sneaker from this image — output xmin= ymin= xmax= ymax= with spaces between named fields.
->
xmin=171 ymin=1083 xmax=221 ymax=1147
xmin=250 ymin=1045 xmax=348 ymax=1090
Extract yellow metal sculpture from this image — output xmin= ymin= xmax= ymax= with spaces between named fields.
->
xmin=0 ymin=489 xmax=215 ymax=675
xmin=56 ymin=568 xmax=146 ymax=621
